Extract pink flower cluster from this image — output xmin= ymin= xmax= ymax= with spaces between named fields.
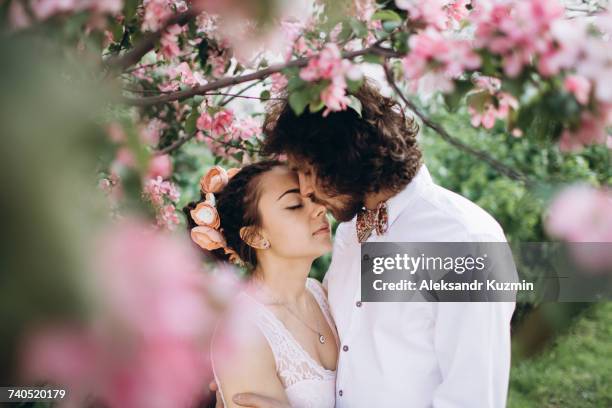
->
xmin=197 ymin=109 xmax=234 ymax=137
xmin=546 ymin=185 xmax=612 ymax=243
xmin=401 ymin=28 xmax=481 ymax=93
xmin=395 ymin=0 xmax=470 ymax=30
xmin=142 ymin=176 xmax=181 ymax=229
xmin=558 ymin=110 xmax=612 ymax=153
xmin=544 ymin=14 xmax=612 ymax=105
xmin=467 ymin=76 xmax=518 ymax=129
xmin=162 ymin=62 xmax=206 ymax=91
xmin=471 ymin=0 xmax=565 ymax=77
xmin=14 ymin=0 xmax=122 ymax=24
xmin=160 ymin=24 xmax=183 ymax=60
xmin=545 ymin=185 xmax=612 ymax=271
xmin=21 ymin=220 xmax=242 ymax=408
xmin=299 ymin=43 xmax=362 ymax=116
xmin=142 ymin=0 xmax=187 ymax=31
xmin=231 ymin=116 xmax=261 ymax=141
xmin=270 ymin=73 xmax=288 ymax=94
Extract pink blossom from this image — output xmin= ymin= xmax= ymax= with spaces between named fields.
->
xmin=231 ymin=116 xmax=261 ymax=141
xmin=160 ymin=24 xmax=182 ymax=60
xmin=396 ymin=0 xmax=449 ymax=31
xmin=30 ymin=0 xmax=76 ymax=20
xmin=8 ymin=1 xmax=32 ymax=30
xmin=147 ymin=154 xmax=173 ymax=179
xmin=156 ymin=204 xmax=181 ymax=230
xmin=401 ymin=28 xmax=480 ymax=92
xmin=114 ymin=148 xmax=136 ymax=168
xmin=208 ymin=52 xmax=228 ymax=77
xmin=139 ymin=118 xmax=165 ymax=146
xmin=299 ymin=43 xmax=345 ymax=82
xmin=197 ymin=112 xmax=214 ymax=133
xmin=270 ymin=73 xmax=288 ymax=94
xmin=546 ymin=185 xmax=612 ymax=243
xmin=106 ymin=122 xmax=126 ymax=143
xmin=168 ymin=62 xmax=202 ymax=87
xmin=564 ymin=75 xmax=591 ymax=105
xmin=20 ymin=219 xmax=245 ymax=408
xmin=143 ymin=176 xmax=180 ymax=208
xmin=321 ymin=82 xmax=351 ymax=117
xmin=471 ymin=0 xmax=564 ymax=78
xmin=558 ymin=112 xmax=609 ymax=153
xmin=467 ymin=77 xmax=518 ymax=129
xmin=142 ymin=0 xmax=173 ymax=31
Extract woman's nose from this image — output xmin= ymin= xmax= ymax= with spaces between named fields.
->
xmin=310 ymin=200 xmax=327 ymax=219
xmin=298 ymin=171 xmax=315 ymax=196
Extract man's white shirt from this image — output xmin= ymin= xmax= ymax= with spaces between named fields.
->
xmin=323 ymin=164 xmax=515 ymax=408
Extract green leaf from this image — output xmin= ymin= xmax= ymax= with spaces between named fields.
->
xmin=123 ymin=0 xmax=139 ymax=21
xmin=372 ymin=10 xmax=402 ymax=22
xmin=363 ymin=54 xmax=384 ymax=65
xmin=347 ymin=95 xmax=362 ymax=117
xmin=382 ymin=21 xmax=402 ymax=32
xmin=309 ymin=99 xmax=325 ymax=113
xmin=443 ymin=79 xmax=473 ymax=112
xmin=466 ymin=90 xmax=491 ymax=112
xmin=347 ymin=78 xmax=363 ymax=93
xmin=185 ymin=108 xmax=199 ymax=134
xmin=289 ymin=91 xmax=310 ymax=115
xmin=349 ymin=19 xmax=368 ymax=38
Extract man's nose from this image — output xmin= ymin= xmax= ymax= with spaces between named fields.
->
xmin=298 ymin=172 xmax=315 ymax=196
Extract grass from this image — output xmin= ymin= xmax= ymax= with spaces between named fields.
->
xmin=508 ymin=303 xmax=612 ymax=407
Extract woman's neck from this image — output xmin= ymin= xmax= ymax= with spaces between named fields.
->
xmin=251 ymin=256 xmax=313 ymax=306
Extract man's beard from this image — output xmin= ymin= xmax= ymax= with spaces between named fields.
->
xmin=328 ymin=195 xmax=364 ymax=223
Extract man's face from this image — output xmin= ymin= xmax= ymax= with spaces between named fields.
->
xmin=287 ymin=155 xmax=363 ymax=222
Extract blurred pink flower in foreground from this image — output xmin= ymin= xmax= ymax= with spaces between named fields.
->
xmin=401 ymin=28 xmax=481 ymax=93
xmin=20 ymin=220 xmax=243 ymax=408
xmin=546 ymin=185 xmax=612 ymax=243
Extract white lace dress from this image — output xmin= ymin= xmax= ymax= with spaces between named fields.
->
xmin=212 ymin=277 xmax=338 ymax=408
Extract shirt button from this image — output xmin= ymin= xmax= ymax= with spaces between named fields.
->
xmin=343 ymin=345 xmax=349 ymax=352
xmin=356 ymin=301 xmax=362 ymax=307
xmin=338 ymin=390 xmax=343 ymax=397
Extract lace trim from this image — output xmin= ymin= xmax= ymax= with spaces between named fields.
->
xmin=240 ymin=278 xmax=337 ymax=389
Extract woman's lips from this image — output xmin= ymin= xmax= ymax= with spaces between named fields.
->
xmin=313 ymin=224 xmax=330 ymax=235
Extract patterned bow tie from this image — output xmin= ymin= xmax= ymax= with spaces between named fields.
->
xmin=356 ymin=201 xmax=389 ymax=243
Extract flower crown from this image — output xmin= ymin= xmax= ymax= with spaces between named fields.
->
xmin=190 ymin=165 xmax=244 ymax=267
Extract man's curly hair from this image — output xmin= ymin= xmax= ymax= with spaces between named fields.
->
xmin=261 ymin=79 xmax=422 ymax=197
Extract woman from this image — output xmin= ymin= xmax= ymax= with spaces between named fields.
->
xmin=184 ymin=160 xmax=339 ymax=408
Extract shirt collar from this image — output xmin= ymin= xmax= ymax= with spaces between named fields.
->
xmin=384 ymin=163 xmax=433 ymax=230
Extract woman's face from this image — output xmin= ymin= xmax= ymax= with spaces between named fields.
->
xmin=256 ymin=166 xmax=332 ymax=260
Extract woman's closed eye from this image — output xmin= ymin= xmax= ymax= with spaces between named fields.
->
xmin=286 ymin=203 xmax=303 ymax=210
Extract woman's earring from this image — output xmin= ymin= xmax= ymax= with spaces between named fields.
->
xmin=262 ymin=241 xmax=270 ymax=249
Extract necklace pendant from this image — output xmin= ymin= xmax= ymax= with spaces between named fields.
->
xmin=319 ymin=334 xmax=326 ymax=344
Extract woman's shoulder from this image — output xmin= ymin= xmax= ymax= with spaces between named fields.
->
xmin=211 ymin=293 xmax=276 ymax=370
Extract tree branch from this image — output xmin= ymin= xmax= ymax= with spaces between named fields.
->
xmin=123 ymin=44 xmax=403 ymax=107
xmin=156 ymin=130 xmax=259 ymax=156
xmin=383 ymin=63 xmax=532 ymax=186
xmin=105 ymin=9 xmax=198 ymax=71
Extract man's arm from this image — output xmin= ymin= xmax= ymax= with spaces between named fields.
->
xmin=431 ymin=301 xmax=515 ymax=408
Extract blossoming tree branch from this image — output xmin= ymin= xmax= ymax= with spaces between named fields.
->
xmin=5 ymin=0 xmax=610 ymax=235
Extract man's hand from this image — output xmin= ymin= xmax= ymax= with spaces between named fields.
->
xmin=209 ymin=380 xmax=224 ymax=408
xmin=232 ymin=393 xmax=291 ymax=408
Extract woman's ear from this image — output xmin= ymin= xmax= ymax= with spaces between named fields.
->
xmin=239 ymin=226 xmax=270 ymax=249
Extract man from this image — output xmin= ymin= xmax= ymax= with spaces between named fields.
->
xmin=223 ymin=80 xmax=515 ymax=407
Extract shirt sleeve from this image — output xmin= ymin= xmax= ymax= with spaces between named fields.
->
xmin=431 ymin=301 xmax=515 ymax=408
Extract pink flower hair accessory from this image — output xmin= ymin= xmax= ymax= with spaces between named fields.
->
xmin=190 ymin=166 xmax=244 ymax=266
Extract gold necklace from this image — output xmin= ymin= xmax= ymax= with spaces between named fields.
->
xmin=256 ymin=282 xmax=326 ymax=344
